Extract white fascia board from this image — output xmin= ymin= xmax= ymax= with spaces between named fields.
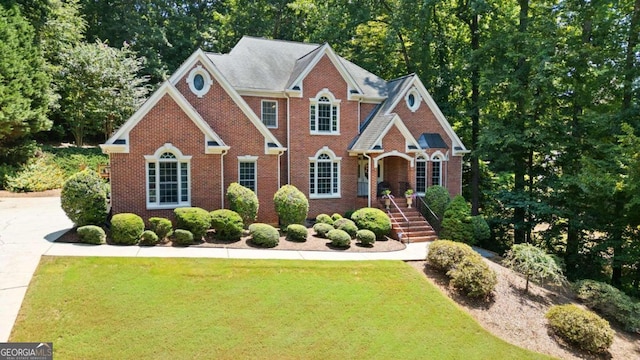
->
xmin=372 ymin=114 xmax=421 ymax=151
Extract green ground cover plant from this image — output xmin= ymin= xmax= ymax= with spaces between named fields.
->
xmin=11 ymin=257 xmax=550 ymax=360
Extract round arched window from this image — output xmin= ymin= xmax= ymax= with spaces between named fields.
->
xmin=408 ymin=93 xmax=416 ymax=107
xmin=405 ymin=88 xmax=421 ymax=112
xmin=187 ymin=66 xmax=212 ymax=98
xmin=193 ymin=74 xmax=205 ymax=91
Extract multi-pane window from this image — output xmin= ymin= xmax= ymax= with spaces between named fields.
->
xmin=261 ymin=100 xmax=277 ymax=128
xmin=416 ymin=156 xmax=426 ymax=193
xmin=310 ymin=91 xmax=339 ymax=134
xmin=239 ymin=161 xmax=256 ymax=192
xmin=309 ymin=149 xmax=340 ymax=198
xmin=431 ymin=158 xmax=442 ymax=186
xmin=147 ymin=151 xmax=189 ymax=207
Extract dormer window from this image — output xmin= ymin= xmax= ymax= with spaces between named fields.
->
xmin=310 ymin=89 xmax=340 ymax=134
xmin=187 ymin=65 xmax=212 ymax=98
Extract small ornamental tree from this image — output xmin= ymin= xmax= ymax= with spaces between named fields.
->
xmin=61 ymin=169 xmax=108 ymax=227
xmin=424 ymin=185 xmax=451 ymax=219
xmin=226 ymin=182 xmax=259 ymax=227
xmin=273 ymin=185 xmax=308 ymax=229
xmin=503 ymin=243 xmax=565 ymax=294
xmin=439 ymin=195 xmax=474 ymax=244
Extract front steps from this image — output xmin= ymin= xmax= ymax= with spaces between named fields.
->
xmin=380 ymin=197 xmax=438 ymax=243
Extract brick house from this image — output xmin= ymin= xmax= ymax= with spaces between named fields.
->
xmin=101 ymin=37 xmax=468 ymax=225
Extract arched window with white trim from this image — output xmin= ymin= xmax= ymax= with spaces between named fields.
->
xmin=309 ymin=147 xmax=341 ymax=198
xmin=310 ymin=89 xmax=340 ymax=134
xmin=431 ymin=154 xmax=443 ymax=186
xmin=145 ymin=144 xmax=191 ymax=208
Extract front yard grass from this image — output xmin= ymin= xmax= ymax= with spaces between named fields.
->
xmin=11 ymin=257 xmax=551 ymax=359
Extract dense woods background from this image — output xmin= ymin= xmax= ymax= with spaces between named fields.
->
xmin=1 ymin=0 xmax=639 ymax=295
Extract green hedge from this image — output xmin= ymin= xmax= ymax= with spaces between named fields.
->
xmin=210 ymin=209 xmax=244 ymax=241
xmin=5 ymin=153 xmax=65 ymax=192
xmin=350 ymin=207 xmax=391 ymax=239
xmin=111 ymin=213 xmax=144 ymax=245
xmin=574 ymin=279 xmax=640 ymax=333
xmin=149 ymin=217 xmax=173 ymax=240
xmin=249 ymin=223 xmax=280 ymax=248
xmin=424 ymin=185 xmax=451 ymax=219
xmin=76 ymin=225 xmax=106 ymax=245
xmin=334 ymin=218 xmax=358 ymax=238
xmin=546 ymin=304 xmax=614 ymax=353
xmin=174 ymin=207 xmax=211 ymax=241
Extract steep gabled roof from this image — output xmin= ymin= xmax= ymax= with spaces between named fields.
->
xmin=100 ymin=82 xmax=228 ymax=154
xmin=349 ymin=113 xmax=420 ymax=153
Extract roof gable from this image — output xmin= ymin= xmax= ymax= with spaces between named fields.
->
xmin=101 ymin=82 xmax=228 ymax=154
xmin=349 ymin=113 xmax=420 ymax=153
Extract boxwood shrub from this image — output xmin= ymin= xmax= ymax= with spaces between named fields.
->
xmin=139 ymin=230 xmax=159 ymax=246
xmin=286 ymin=224 xmax=308 ymax=242
xmin=76 ymin=225 xmax=106 ymax=245
xmin=350 ymin=207 xmax=391 ymax=239
xmin=249 ymin=223 xmax=280 ymax=248
xmin=149 ymin=217 xmax=173 ymax=241
xmin=327 ymin=229 xmax=351 ymax=248
xmin=334 ymin=218 xmax=358 ymax=238
xmin=546 ymin=304 xmax=614 ymax=354
xmin=424 ymin=185 xmax=451 ymax=219
xmin=447 ymin=255 xmax=497 ymax=298
xmin=61 ymin=169 xmax=108 ymax=227
xmin=356 ymin=229 xmax=376 ymax=246
xmin=210 ymin=209 xmax=244 ymax=241
xmin=110 ymin=213 xmax=144 ymax=245
xmin=174 ymin=207 xmax=211 ymax=241
xmin=427 ymin=240 xmax=477 ymax=271
xmin=173 ymin=229 xmax=194 ymax=246
xmin=331 ymin=213 xmax=343 ymax=221
xmin=574 ymin=279 xmax=640 ymax=333
xmin=226 ymin=182 xmax=259 ymax=227
xmin=313 ymin=222 xmax=334 ymax=238
xmin=315 ymin=213 xmax=334 ymax=226
xmin=440 ymin=195 xmax=474 ymax=244
xmin=273 ymin=185 xmax=308 ymax=229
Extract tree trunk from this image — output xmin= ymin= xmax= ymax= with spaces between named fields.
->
xmin=470 ymin=13 xmax=481 ymax=216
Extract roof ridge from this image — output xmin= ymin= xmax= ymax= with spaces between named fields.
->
xmin=240 ymin=35 xmax=321 ymax=47
xmin=387 ymin=73 xmax=416 ymax=83
xmin=296 ymin=43 xmax=325 ymax=61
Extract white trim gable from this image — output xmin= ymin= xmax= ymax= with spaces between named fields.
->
xmin=287 ymin=44 xmax=363 ymax=99
xmin=384 ymin=76 xmax=468 ymax=156
xmin=168 ymin=49 xmax=286 ymax=155
xmin=100 ymin=82 xmax=229 ymax=155
xmin=373 ymin=114 xmax=422 ymax=153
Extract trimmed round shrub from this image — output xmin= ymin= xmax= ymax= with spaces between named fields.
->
xmin=351 ymin=207 xmax=391 ymax=239
xmin=174 ymin=207 xmax=211 ymax=240
xmin=331 ymin=213 xmax=343 ymax=221
xmin=574 ymin=279 xmax=640 ymax=332
xmin=427 ymin=240 xmax=477 ymax=271
xmin=471 ymin=215 xmax=491 ymax=243
xmin=546 ymin=304 xmax=614 ymax=353
xmin=149 ymin=217 xmax=173 ymax=240
xmin=440 ymin=195 xmax=474 ymax=244
xmin=110 ymin=213 xmax=144 ymax=245
xmin=273 ymin=185 xmax=308 ymax=229
xmin=424 ymin=185 xmax=451 ymax=219
xmin=356 ymin=229 xmax=376 ymax=246
xmin=286 ymin=224 xmax=308 ymax=242
xmin=210 ymin=209 xmax=244 ymax=241
xmin=226 ymin=182 xmax=259 ymax=227
xmin=61 ymin=169 xmax=108 ymax=227
xmin=139 ymin=230 xmax=159 ymax=246
xmin=76 ymin=225 xmax=106 ymax=245
xmin=313 ymin=222 xmax=334 ymax=238
xmin=315 ymin=213 xmax=334 ymax=226
xmin=447 ymin=256 xmax=497 ymax=298
xmin=173 ymin=229 xmax=194 ymax=246
xmin=249 ymin=223 xmax=280 ymax=248
xmin=334 ymin=218 xmax=358 ymax=238
xmin=327 ymin=229 xmax=351 ymax=248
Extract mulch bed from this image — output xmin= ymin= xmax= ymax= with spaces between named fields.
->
xmin=56 ymin=227 xmax=406 ymax=253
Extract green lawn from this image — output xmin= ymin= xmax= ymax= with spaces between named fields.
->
xmin=11 ymin=257 xmax=552 ymax=359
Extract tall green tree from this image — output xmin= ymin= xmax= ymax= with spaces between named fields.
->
xmin=0 ymin=4 xmax=52 ymax=164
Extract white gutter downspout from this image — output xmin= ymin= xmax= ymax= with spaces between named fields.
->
xmin=363 ymin=153 xmax=372 ymax=208
xmin=286 ymin=96 xmax=291 ymax=184
xmin=277 ymin=150 xmax=284 ymax=188
xmin=220 ymin=149 xmax=228 ymax=208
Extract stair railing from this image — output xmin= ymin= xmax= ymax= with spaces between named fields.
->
xmin=383 ymin=195 xmax=411 ymax=243
xmin=416 ymin=196 xmax=441 ymax=234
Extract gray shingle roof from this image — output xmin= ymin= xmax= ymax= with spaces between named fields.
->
xmin=349 ymin=113 xmax=396 ymax=151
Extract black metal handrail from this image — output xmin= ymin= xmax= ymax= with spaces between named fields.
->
xmin=382 ymin=195 xmax=412 ymax=243
xmin=416 ymin=196 xmax=441 ymax=234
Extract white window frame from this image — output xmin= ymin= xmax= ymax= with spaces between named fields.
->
xmin=309 ymin=89 xmax=340 ymax=135
xmin=405 ymin=87 xmax=421 ymax=112
xmin=431 ymin=154 xmax=443 ymax=186
xmin=186 ymin=65 xmax=213 ymax=98
xmin=261 ymin=100 xmax=278 ymax=128
xmin=238 ymin=156 xmax=258 ymax=194
xmin=309 ymin=146 xmax=341 ymax=199
xmin=415 ymin=155 xmax=427 ymax=194
xmin=145 ymin=143 xmax=191 ymax=209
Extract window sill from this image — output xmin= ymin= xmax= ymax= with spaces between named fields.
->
xmin=310 ymin=132 xmax=340 ymax=136
xmin=309 ymin=194 xmax=341 ymax=200
xmin=147 ymin=203 xmax=191 ymax=210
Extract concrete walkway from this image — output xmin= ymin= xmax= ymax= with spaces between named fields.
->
xmin=0 ymin=195 xmax=428 ymax=342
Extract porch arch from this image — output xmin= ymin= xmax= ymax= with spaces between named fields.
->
xmin=373 ymin=150 xmax=414 ymax=168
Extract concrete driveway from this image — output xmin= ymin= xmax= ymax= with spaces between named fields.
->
xmin=0 ymin=196 xmax=73 ymax=341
